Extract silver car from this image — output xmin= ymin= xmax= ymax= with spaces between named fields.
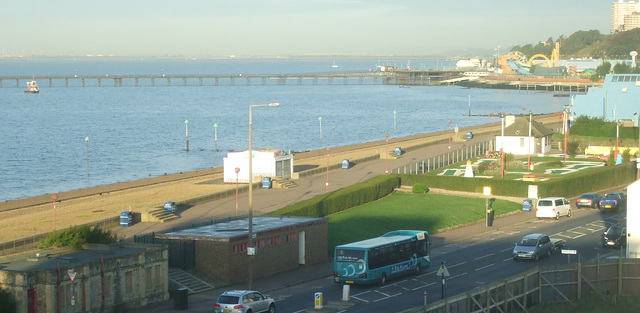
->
xmin=214 ymin=290 xmax=276 ymax=313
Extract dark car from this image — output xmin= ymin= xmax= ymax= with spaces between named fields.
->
xmin=575 ymin=193 xmax=602 ymax=209
xmin=599 ymin=193 xmax=627 ymax=212
xmin=602 ymin=225 xmax=626 ymax=248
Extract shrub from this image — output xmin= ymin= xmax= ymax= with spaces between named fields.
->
xmin=412 ymin=183 xmax=429 ymax=194
xmin=567 ymin=141 xmax=579 ymax=157
xmin=623 ymin=148 xmax=631 ymax=162
xmin=607 ymin=150 xmax=616 ymax=166
xmin=40 ymin=226 xmax=117 ymax=250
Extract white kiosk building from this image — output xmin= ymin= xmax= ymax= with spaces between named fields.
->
xmin=223 ymin=149 xmax=294 ymax=183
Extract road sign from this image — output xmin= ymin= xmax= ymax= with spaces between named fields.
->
xmin=561 ymin=249 xmax=577 ymax=255
xmin=528 ymin=185 xmax=538 ymax=199
xmin=67 ymin=269 xmax=78 ymax=282
xmin=436 ymin=263 xmax=450 ymax=277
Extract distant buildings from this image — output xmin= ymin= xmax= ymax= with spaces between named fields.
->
xmin=612 ymin=0 xmax=640 ymax=33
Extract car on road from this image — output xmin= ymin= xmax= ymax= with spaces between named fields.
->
xmin=602 ymin=225 xmax=626 ymax=248
xmin=214 ymin=290 xmax=276 ymax=313
xmin=599 ymin=193 xmax=626 ymax=212
xmin=536 ymin=197 xmax=571 ymax=220
xmin=513 ymin=233 xmax=564 ymax=261
xmin=575 ymin=193 xmax=602 ymax=209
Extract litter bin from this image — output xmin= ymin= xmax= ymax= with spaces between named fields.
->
xmin=522 ymin=199 xmax=532 ymax=212
xmin=342 ymin=159 xmax=349 ymax=169
xmin=174 ymin=287 xmax=188 ymax=310
xmin=262 ymin=177 xmax=272 ymax=189
xmin=164 ymin=201 xmax=176 ymax=213
xmin=394 ymin=147 xmax=402 ymax=155
xmin=486 ymin=207 xmax=494 ymax=227
xmin=120 ymin=211 xmax=132 ymax=227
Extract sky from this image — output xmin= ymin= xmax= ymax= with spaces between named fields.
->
xmin=1 ymin=0 xmax=614 ymax=58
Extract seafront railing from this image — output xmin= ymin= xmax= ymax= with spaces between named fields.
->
xmin=390 ymin=140 xmax=493 ymax=174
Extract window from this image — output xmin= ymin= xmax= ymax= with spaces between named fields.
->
xmin=125 ymin=271 xmax=133 ymax=294
xmin=520 ymin=138 xmax=525 ymax=148
xmin=60 ymin=284 xmax=76 ymax=307
xmin=154 ymin=265 xmax=161 ymax=288
xmin=233 ymin=243 xmax=247 ymax=255
xmin=146 ymin=267 xmax=152 ymax=289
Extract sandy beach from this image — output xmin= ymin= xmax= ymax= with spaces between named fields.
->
xmin=0 ymin=113 xmax=562 ymax=243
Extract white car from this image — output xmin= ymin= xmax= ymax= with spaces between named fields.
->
xmin=536 ymin=197 xmax=571 ymax=220
xmin=214 ymin=290 xmax=276 ymax=313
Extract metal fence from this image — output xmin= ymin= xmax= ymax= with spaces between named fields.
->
xmin=401 ymin=257 xmax=640 ymax=313
xmin=391 ymin=140 xmax=493 ymax=175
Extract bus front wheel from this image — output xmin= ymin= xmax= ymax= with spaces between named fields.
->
xmin=415 ymin=264 xmax=422 ymax=274
xmin=380 ymin=273 xmax=387 ymax=285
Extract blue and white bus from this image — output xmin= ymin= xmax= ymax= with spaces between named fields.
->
xmin=333 ymin=230 xmax=430 ymax=285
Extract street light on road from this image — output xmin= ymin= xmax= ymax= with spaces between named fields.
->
xmin=326 ymin=147 xmax=330 ymax=193
xmin=448 ymin=121 xmax=452 ymax=150
xmin=248 ymin=102 xmax=279 ymax=289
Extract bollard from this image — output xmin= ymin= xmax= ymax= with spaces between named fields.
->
xmin=342 ymin=285 xmax=350 ymax=301
xmin=314 ymin=292 xmax=323 ymax=309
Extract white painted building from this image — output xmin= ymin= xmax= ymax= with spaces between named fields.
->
xmin=495 ymin=116 xmax=554 ymax=155
xmin=223 ymin=149 xmax=294 ymax=183
xmin=626 ymin=179 xmax=640 ymax=258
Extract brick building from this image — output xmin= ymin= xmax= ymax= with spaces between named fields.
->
xmin=155 ymin=216 xmax=328 ymax=284
xmin=0 ymin=243 xmax=169 ymax=313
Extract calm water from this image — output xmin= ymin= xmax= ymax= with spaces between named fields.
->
xmin=0 ymin=59 xmax=568 ymax=201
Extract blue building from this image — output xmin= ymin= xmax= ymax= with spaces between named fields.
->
xmin=573 ymin=74 xmax=640 ymax=125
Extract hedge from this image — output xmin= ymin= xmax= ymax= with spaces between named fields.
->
xmin=267 ymin=175 xmax=400 ymax=217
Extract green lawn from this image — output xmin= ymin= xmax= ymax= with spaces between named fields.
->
xmin=327 ymin=192 xmax=522 ymax=253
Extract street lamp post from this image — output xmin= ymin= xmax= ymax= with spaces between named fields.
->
xmin=214 ymin=123 xmax=219 ymax=152
xmin=326 ymin=147 xmax=330 ymax=193
xmin=318 ymin=117 xmax=322 ymax=142
xmin=448 ymin=121 xmax=452 ymax=150
xmin=385 ymin=133 xmax=390 ymax=174
xmin=248 ymin=102 xmax=279 ymax=289
xmin=528 ymin=110 xmax=532 ymax=171
xmin=490 ymin=113 xmax=494 ymax=151
xmin=468 ymin=95 xmax=471 ymax=117
xmin=235 ymin=167 xmax=240 ymax=216
xmin=184 ymin=119 xmax=189 ymax=151
xmin=52 ymin=194 xmax=58 ymax=231
xmin=393 ymin=110 xmax=397 ymax=136
xmin=85 ymin=137 xmax=90 ymax=176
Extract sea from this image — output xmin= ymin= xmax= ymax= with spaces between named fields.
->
xmin=0 ymin=58 xmax=570 ymax=202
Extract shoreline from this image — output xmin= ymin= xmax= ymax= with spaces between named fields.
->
xmin=0 ymin=112 xmax=562 ymax=243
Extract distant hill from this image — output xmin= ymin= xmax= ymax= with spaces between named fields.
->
xmin=510 ymin=29 xmax=640 ymax=60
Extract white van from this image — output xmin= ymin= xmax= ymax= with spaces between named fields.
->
xmin=536 ymin=197 xmax=571 ymax=220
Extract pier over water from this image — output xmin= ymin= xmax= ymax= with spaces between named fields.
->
xmin=0 ymin=70 xmax=463 ymax=88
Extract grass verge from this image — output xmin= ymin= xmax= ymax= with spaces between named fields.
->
xmin=327 ymin=192 xmax=522 ymax=253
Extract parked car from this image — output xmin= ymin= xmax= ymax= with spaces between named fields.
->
xmin=214 ymin=290 xmax=276 ymax=313
xmin=513 ymin=233 xmax=564 ymax=261
xmin=599 ymin=193 xmax=627 ymax=212
xmin=602 ymin=225 xmax=627 ymax=248
xmin=575 ymin=193 xmax=602 ymax=209
xmin=536 ymin=197 xmax=571 ymax=220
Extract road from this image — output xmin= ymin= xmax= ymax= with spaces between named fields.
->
xmin=271 ymin=206 xmax=626 ymax=313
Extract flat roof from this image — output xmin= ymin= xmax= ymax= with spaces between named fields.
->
xmin=0 ymin=244 xmax=158 ymax=273
xmin=156 ymin=216 xmax=326 ymax=241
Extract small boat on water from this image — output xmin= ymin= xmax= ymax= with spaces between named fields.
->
xmin=25 ymin=80 xmax=39 ymax=94
xmin=332 ymin=60 xmax=338 ymax=68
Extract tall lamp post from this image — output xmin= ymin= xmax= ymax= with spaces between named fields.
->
xmin=385 ymin=133 xmax=390 ymax=174
xmin=184 ymin=119 xmax=189 ymax=151
xmin=527 ymin=110 xmax=532 ymax=171
xmin=318 ymin=117 xmax=323 ymax=142
xmin=235 ymin=167 xmax=240 ymax=216
xmin=52 ymin=194 xmax=58 ymax=231
xmin=326 ymin=147 xmax=330 ymax=193
xmin=248 ymin=102 xmax=279 ymax=289
xmin=214 ymin=123 xmax=219 ymax=152
xmin=448 ymin=121 xmax=452 ymax=150
xmin=85 ymin=136 xmax=90 ymax=176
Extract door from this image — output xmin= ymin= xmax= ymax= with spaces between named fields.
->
xmin=298 ymin=231 xmax=306 ymax=265
xmin=27 ymin=288 xmax=37 ymax=313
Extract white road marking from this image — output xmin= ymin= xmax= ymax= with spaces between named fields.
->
xmin=475 ymin=263 xmax=495 ymax=271
xmin=474 ymin=253 xmax=494 ymax=260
